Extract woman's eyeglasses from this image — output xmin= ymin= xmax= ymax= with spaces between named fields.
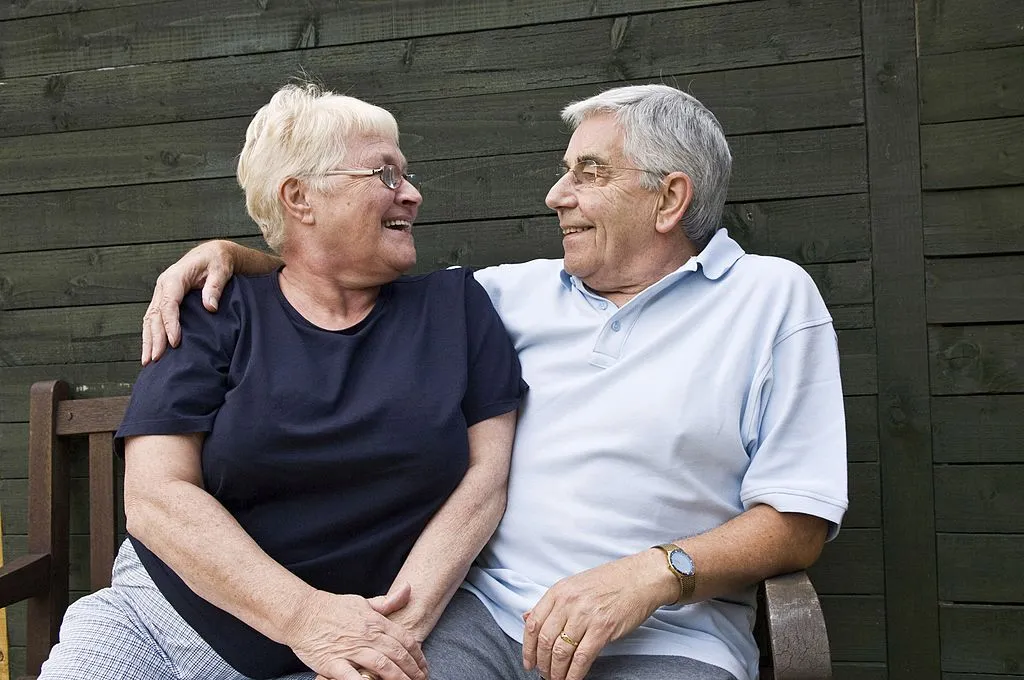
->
xmin=324 ymin=164 xmax=416 ymax=190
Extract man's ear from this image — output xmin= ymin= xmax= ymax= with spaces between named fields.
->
xmin=279 ymin=178 xmax=316 ymax=225
xmin=655 ymin=172 xmax=693 ymax=235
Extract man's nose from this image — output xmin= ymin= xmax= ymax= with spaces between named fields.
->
xmin=545 ymin=172 xmax=575 ymax=210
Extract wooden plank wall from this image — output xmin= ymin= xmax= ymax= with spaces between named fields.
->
xmin=0 ymin=0 xmax=1012 ymax=677
xmin=917 ymin=1 xmax=1024 ymax=679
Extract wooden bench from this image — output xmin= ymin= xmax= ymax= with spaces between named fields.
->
xmin=0 ymin=380 xmax=832 ymax=679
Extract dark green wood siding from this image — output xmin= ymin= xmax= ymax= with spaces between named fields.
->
xmin=0 ymin=0 xmax=1019 ymax=677
xmin=918 ymin=2 xmax=1024 ymax=680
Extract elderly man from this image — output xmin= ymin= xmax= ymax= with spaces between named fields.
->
xmin=142 ymin=85 xmax=847 ymax=680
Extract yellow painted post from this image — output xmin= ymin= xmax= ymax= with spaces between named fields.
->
xmin=0 ymin=506 xmax=9 ymax=680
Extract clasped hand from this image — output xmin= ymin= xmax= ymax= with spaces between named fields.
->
xmin=292 ymin=585 xmax=428 ymax=680
xmin=521 ymin=551 xmax=671 ymax=680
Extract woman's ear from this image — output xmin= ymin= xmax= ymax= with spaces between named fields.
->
xmin=655 ymin=171 xmax=693 ymax=235
xmin=279 ymin=178 xmax=316 ymax=225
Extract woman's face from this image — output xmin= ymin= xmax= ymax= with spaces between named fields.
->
xmin=306 ymin=133 xmax=422 ymax=282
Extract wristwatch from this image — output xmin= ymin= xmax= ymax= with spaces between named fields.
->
xmin=652 ymin=543 xmax=696 ymax=604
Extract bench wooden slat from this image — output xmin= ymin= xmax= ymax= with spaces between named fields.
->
xmin=0 ymin=553 xmax=52 ymax=608
xmin=56 ymin=396 xmax=131 ymax=436
xmin=26 ymin=380 xmax=70 ymax=676
xmin=88 ymin=432 xmax=117 ymax=592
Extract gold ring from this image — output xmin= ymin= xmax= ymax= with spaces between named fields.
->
xmin=559 ymin=631 xmax=580 ymax=648
xmin=358 ymin=672 xmax=379 ymax=680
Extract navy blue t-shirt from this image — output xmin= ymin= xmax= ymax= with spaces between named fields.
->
xmin=115 ymin=267 xmax=526 ymax=678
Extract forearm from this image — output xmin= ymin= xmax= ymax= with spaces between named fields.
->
xmin=387 ymin=467 xmax=506 ymax=640
xmin=220 ymin=239 xmax=282 ymax=275
xmin=644 ymin=504 xmax=828 ymax=607
xmin=125 ymin=444 xmax=313 ymax=645
xmin=387 ymin=411 xmax=516 ymax=640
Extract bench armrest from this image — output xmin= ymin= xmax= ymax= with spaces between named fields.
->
xmin=763 ymin=570 xmax=831 ymax=680
xmin=0 ymin=553 xmax=52 ymax=608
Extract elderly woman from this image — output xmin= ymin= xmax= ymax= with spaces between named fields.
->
xmin=39 ymin=84 xmax=525 ymax=680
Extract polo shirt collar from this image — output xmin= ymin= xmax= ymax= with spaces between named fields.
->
xmin=559 ymin=228 xmax=746 ymax=293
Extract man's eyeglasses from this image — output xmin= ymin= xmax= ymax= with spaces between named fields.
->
xmin=324 ymin=164 xmax=416 ymax=190
xmin=556 ymin=160 xmax=662 ymax=186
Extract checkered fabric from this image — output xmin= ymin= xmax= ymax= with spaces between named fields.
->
xmin=39 ymin=538 xmax=317 ymax=680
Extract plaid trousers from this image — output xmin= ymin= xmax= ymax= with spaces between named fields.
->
xmin=39 ymin=538 xmax=316 ymax=680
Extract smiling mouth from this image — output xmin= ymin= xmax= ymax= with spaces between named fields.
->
xmin=561 ymin=226 xmax=592 ymax=236
xmin=384 ymin=219 xmax=412 ymax=231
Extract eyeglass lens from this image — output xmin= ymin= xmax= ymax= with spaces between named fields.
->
xmin=379 ymin=164 xmax=417 ymax=189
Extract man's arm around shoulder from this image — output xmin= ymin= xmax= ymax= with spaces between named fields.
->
xmin=142 ymin=240 xmax=280 ymax=364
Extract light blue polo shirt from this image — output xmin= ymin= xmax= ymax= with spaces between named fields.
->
xmin=465 ymin=229 xmax=848 ymax=680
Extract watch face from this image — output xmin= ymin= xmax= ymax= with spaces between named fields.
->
xmin=669 ymin=550 xmax=695 ymax=576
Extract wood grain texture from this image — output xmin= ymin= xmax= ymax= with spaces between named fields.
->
xmin=929 ymin=324 xmax=1024 ymax=395
xmin=938 ymin=604 xmax=1024 ymax=674
xmin=819 ymin=595 xmax=886 ymax=663
xmin=0 ymin=305 xmax=878 ymax=383
xmin=0 ymin=54 xmax=863 ymax=140
xmin=937 ymin=534 xmax=1024 ymax=603
xmin=862 ymin=1 xmax=939 ymax=677
xmin=1 ymin=477 xmax=102 ymax=536
xmin=809 ymin=528 xmax=884 ymax=595
xmin=0 ymin=0 xmax=748 ymax=79
xmin=5 ymin=533 xmax=120 ymax=595
xmin=0 ymin=303 xmax=145 ymax=367
xmin=0 ymin=124 xmax=867 ymax=202
xmin=831 ymin=663 xmax=887 ymax=680
xmin=0 ymin=181 xmax=869 ymax=256
xmin=1 ymin=425 xmax=90 ymax=481
xmin=921 ymin=117 xmax=1024 ymax=190
xmin=839 ymin=329 xmax=878 ymax=397
xmin=0 ymin=422 xmax=29 ymax=478
xmin=846 ymin=395 xmax=879 ymax=463
xmin=724 ymin=193 xmax=870 ymax=266
xmin=932 ymin=395 xmax=1024 ymax=464
xmin=934 ymin=465 xmax=1024 ymax=533
xmin=847 ymin=462 xmax=881 ymax=529
xmin=919 ymin=46 xmax=1024 ymax=124
xmin=923 ymin=186 xmax=1024 ymax=257
xmin=0 ymin=0 xmax=860 ymax=136
xmin=0 ymin=178 xmax=255 ymax=255
xmin=0 ymin=0 xmax=173 ymax=21
xmin=917 ymin=0 xmax=1024 ymax=55
xmin=0 ymin=235 xmax=871 ymax=314
xmin=0 ymin=363 xmax=138 ymax=423
xmin=926 ymin=256 xmax=1024 ymax=324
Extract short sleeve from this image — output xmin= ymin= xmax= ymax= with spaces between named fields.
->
xmin=115 ymin=285 xmax=241 ymax=454
xmin=461 ymin=271 xmax=528 ymax=426
xmin=740 ymin=320 xmax=849 ymax=540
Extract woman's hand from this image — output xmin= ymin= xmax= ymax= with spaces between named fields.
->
xmin=290 ymin=586 xmax=428 ymax=680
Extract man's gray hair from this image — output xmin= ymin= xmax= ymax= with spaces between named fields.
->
xmin=561 ymin=84 xmax=732 ymax=248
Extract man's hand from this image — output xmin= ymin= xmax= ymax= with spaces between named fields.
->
xmin=521 ymin=550 xmax=676 ymax=680
xmin=291 ymin=586 xmax=428 ymax=680
xmin=142 ymin=240 xmax=238 ymax=365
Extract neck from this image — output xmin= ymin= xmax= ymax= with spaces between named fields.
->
xmin=585 ymin=238 xmax=699 ymax=308
xmin=278 ymin=261 xmax=381 ymax=331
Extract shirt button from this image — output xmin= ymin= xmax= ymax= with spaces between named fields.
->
xmin=598 ymin=301 xmax=608 ymax=310
xmin=611 ymin=320 xmax=621 ymax=332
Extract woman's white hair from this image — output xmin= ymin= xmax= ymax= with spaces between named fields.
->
xmin=561 ymin=84 xmax=732 ymax=248
xmin=237 ymin=82 xmax=399 ymax=253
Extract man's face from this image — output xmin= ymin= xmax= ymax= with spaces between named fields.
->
xmin=545 ymin=114 xmax=661 ymax=293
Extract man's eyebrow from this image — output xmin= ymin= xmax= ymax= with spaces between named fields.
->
xmin=560 ymin=153 xmax=606 ymax=167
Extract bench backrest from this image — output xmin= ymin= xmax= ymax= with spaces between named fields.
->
xmin=23 ymin=380 xmax=128 ymax=676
